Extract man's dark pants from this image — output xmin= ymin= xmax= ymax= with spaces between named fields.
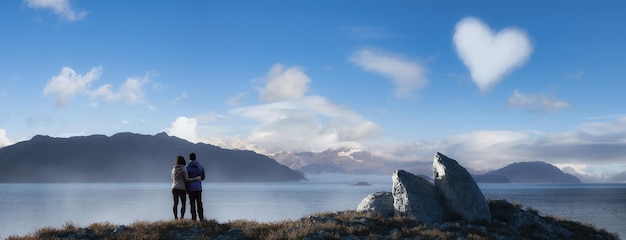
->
xmin=188 ymin=191 xmax=204 ymax=221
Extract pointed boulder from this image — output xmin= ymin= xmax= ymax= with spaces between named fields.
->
xmin=392 ymin=170 xmax=446 ymax=222
xmin=433 ymin=152 xmax=491 ymax=222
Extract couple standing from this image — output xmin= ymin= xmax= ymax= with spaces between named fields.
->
xmin=171 ymin=152 xmax=206 ymax=221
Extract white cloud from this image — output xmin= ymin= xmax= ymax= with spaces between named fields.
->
xmin=90 ymin=75 xmax=149 ymax=104
xmin=350 ymin=49 xmax=427 ymax=97
xmin=227 ymin=92 xmax=247 ymax=106
xmin=508 ymin=89 xmax=571 ymax=113
xmin=176 ymin=64 xmax=381 ymax=154
xmin=258 ymin=64 xmax=311 ymax=102
xmin=244 ymin=64 xmax=381 ymax=151
xmin=0 ymin=129 xmax=13 ymax=147
xmin=453 ymin=17 xmax=533 ymax=93
xmin=228 ymin=96 xmax=379 ymax=153
xmin=43 ymin=66 xmax=103 ymax=107
xmin=24 ymin=0 xmax=88 ymax=21
xmin=301 ymin=96 xmax=380 ymax=141
xmin=579 ymin=116 xmax=626 ymax=140
xmin=166 ymin=116 xmax=198 ymax=143
xmin=171 ymin=92 xmax=188 ymax=105
xmin=43 ymin=66 xmax=151 ymax=107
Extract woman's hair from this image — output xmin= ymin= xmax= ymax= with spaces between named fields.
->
xmin=176 ymin=156 xmax=186 ymax=165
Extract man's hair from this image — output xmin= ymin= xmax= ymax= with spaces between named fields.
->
xmin=176 ymin=156 xmax=186 ymax=165
xmin=189 ymin=152 xmax=196 ymax=161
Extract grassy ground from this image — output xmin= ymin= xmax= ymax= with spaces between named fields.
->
xmin=7 ymin=200 xmax=621 ymax=240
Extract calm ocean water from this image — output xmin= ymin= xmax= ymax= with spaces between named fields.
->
xmin=0 ymin=176 xmax=624 ymax=239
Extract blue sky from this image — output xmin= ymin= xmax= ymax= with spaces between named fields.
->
xmin=1 ymin=0 xmax=625 ymax=180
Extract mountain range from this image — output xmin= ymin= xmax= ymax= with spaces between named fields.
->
xmin=0 ymin=132 xmax=584 ymax=183
xmin=271 ymin=148 xmax=393 ymax=175
xmin=271 ymin=149 xmax=582 ymax=183
xmin=0 ymin=132 xmax=305 ymax=183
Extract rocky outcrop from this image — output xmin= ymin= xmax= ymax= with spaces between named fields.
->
xmin=392 ymin=170 xmax=446 ymax=222
xmin=356 ymin=192 xmax=394 ymax=216
xmin=357 ymin=152 xmax=492 ymax=223
xmin=434 ymin=152 xmax=491 ymax=222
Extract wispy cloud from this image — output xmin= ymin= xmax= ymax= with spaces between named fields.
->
xmin=227 ymin=92 xmax=247 ymax=106
xmin=43 ymin=66 xmax=103 ymax=107
xmin=508 ymin=89 xmax=571 ymax=113
xmin=565 ymin=70 xmax=585 ymax=80
xmin=226 ymin=96 xmax=380 ymax=153
xmin=258 ymin=64 xmax=311 ymax=102
xmin=578 ymin=116 xmax=626 ymax=140
xmin=454 ymin=17 xmax=533 ymax=93
xmin=90 ymin=74 xmax=150 ymax=105
xmin=24 ymin=0 xmax=88 ymax=21
xmin=350 ymin=48 xmax=427 ymax=98
xmin=585 ymin=114 xmax=626 ymax=121
xmin=170 ymin=92 xmax=188 ymax=105
xmin=43 ymin=66 xmax=152 ymax=107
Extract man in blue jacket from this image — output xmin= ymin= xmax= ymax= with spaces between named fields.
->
xmin=186 ymin=152 xmax=206 ymax=221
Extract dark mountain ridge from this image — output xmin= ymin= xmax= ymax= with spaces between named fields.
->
xmin=475 ymin=161 xmax=581 ymax=183
xmin=0 ymin=132 xmax=305 ymax=183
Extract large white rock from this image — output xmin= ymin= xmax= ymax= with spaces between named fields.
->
xmin=433 ymin=152 xmax=491 ymax=222
xmin=392 ymin=170 xmax=446 ymax=222
xmin=356 ymin=191 xmax=394 ymax=216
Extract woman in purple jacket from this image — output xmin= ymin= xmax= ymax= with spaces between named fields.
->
xmin=171 ymin=156 xmax=200 ymax=220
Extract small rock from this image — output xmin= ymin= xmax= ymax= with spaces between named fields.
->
xmin=113 ymin=225 xmax=127 ymax=233
xmin=340 ymin=235 xmax=359 ymax=240
xmin=216 ymin=235 xmax=232 ymax=240
xmin=438 ymin=222 xmax=457 ymax=231
xmin=356 ymin=191 xmax=395 ymax=216
xmin=390 ymin=228 xmax=402 ymax=237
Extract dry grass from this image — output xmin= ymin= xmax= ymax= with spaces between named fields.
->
xmin=8 ymin=211 xmax=456 ymax=240
xmin=227 ymin=211 xmax=375 ymax=239
xmin=7 ymin=203 xmax=620 ymax=240
xmin=7 ymin=219 xmax=224 ymax=240
xmin=87 ymin=222 xmax=117 ymax=234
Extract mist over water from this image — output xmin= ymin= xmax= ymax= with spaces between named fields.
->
xmin=0 ymin=175 xmax=391 ymax=238
xmin=0 ymin=177 xmax=624 ymax=239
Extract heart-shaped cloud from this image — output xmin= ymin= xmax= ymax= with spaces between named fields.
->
xmin=454 ymin=17 xmax=533 ymax=93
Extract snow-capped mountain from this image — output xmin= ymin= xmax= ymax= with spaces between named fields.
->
xmin=270 ymin=147 xmax=393 ymax=175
